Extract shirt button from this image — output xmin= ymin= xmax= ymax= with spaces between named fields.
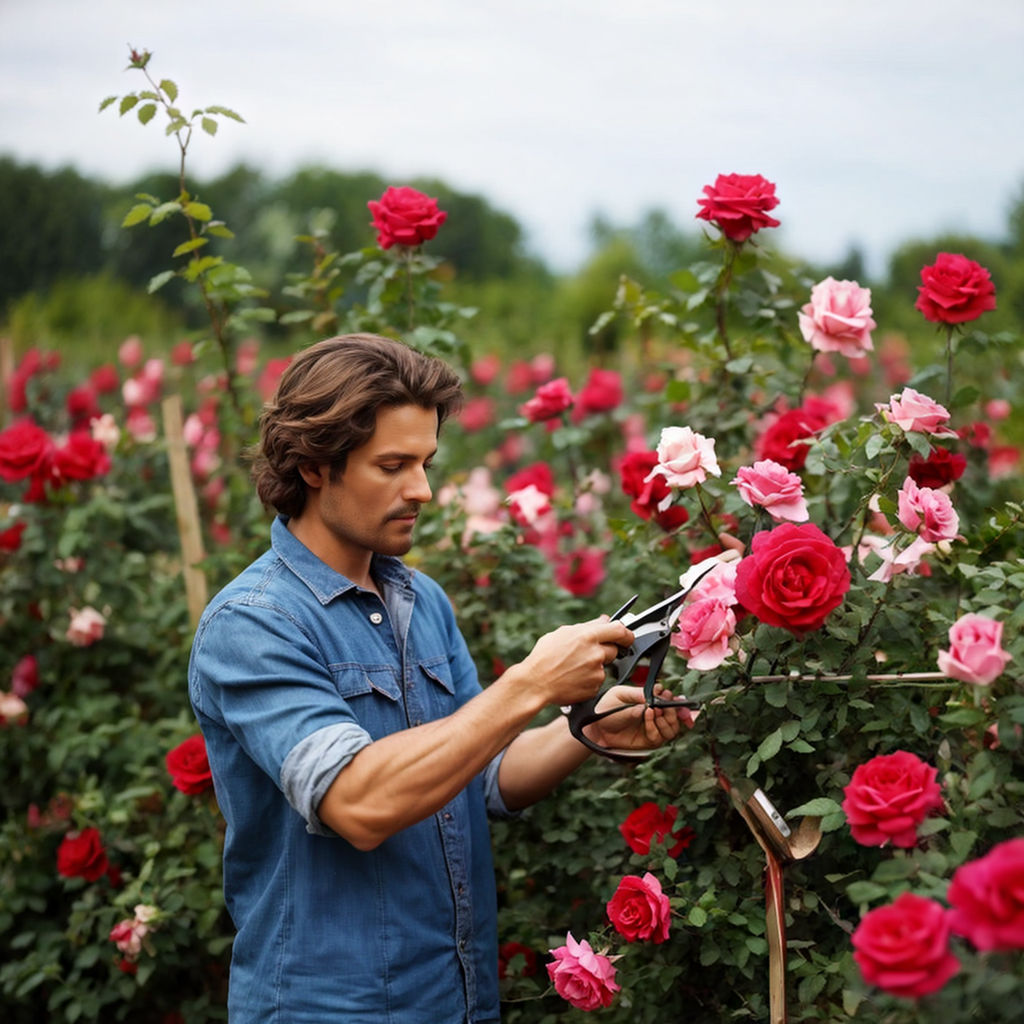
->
xmin=369 ymin=612 xmax=383 ymax=625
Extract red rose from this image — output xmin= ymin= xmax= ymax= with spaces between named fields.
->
xmin=695 ymin=172 xmax=780 ymax=243
xmin=841 ymin=750 xmax=943 ymax=848
xmin=0 ymin=521 xmax=26 ymax=552
xmin=619 ymin=802 xmax=694 ymax=857
xmin=367 ymin=185 xmax=447 ymax=249
xmin=51 ymin=432 xmax=112 ymax=484
xmin=734 ymin=522 xmax=851 ymax=635
xmin=914 ymin=252 xmax=996 ymax=325
xmin=574 ymin=368 xmax=623 ymax=418
xmin=56 ymin=826 xmax=110 ymax=881
xmin=497 ymin=941 xmax=538 ymax=979
xmin=11 ymin=654 xmax=39 ymax=697
xmin=755 ymin=399 xmax=835 ymax=471
xmin=852 ymin=892 xmax=959 ymax=999
xmin=618 ymin=451 xmax=689 ymax=532
xmin=607 ymin=872 xmax=671 ymax=943
xmin=89 ymin=363 xmax=120 ymax=394
xmin=165 ymin=734 xmax=214 ymax=795
xmin=0 ymin=418 xmax=55 ymax=484
xmin=520 ymin=377 xmax=574 ymax=423
xmin=554 ymin=548 xmax=605 ymax=597
xmin=947 ymin=837 xmax=1024 ymax=950
xmin=907 ymin=446 xmax=967 ymax=489
xmin=504 ymin=462 xmax=555 ymax=497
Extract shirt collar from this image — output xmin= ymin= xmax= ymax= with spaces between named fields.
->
xmin=271 ymin=515 xmax=413 ymax=605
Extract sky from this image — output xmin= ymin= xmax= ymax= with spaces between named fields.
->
xmin=2 ymin=0 xmax=1023 ymax=277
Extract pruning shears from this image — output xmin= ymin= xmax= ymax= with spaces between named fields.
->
xmin=565 ymin=553 xmax=737 ymax=762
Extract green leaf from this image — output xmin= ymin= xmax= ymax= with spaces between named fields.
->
xmin=845 ymin=880 xmax=887 ymax=904
xmin=160 ymin=78 xmax=178 ymax=101
xmin=183 ymin=201 xmax=213 ymax=222
xmin=757 ymin=728 xmax=783 ymax=763
xmin=787 ymin=797 xmax=842 ymax=818
xmin=121 ymin=203 xmax=153 ymax=228
xmin=205 ymin=104 xmax=246 ymax=122
xmin=136 ymin=103 xmax=157 ymax=125
xmin=147 ymin=270 xmax=176 ymax=294
xmin=172 ymin=237 xmax=208 ymax=258
xmin=118 ymin=94 xmax=139 ymax=115
xmin=149 ymin=200 xmax=183 ymax=225
xmin=688 ymin=905 xmax=708 ymax=927
xmin=763 ymin=680 xmax=788 ymax=707
xmin=98 ymin=95 xmax=117 ymax=112
xmin=205 ymin=221 xmax=235 ymax=238
xmin=202 ymin=117 xmax=218 ymax=137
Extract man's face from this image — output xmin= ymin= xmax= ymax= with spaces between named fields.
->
xmin=296 ymin=403 xmax=438 ymax=574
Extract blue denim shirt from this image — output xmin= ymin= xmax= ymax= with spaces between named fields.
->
xmin=188 ymin=516 xmax=511 ymax=1023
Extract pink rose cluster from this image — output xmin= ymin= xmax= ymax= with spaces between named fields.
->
xmin=109 ymin=903 xmax=159 ymax=968
xmin=798 ymin=276 xmax=876 ymax=359
xmin=546 ymin=932 xmax=620 ymax=1011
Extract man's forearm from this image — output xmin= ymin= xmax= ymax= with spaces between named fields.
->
xmin=496 ymin=714 xmax=591 ymax=811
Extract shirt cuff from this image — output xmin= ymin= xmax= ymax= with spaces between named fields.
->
xmin=280 ymin=722 xmax=373 ymax=836
xmin=482 ymin=748 xmax=522 ymax=820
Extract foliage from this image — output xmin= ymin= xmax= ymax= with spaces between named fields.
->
xmin=1 ymin=51 xmax=1023 ymax=1024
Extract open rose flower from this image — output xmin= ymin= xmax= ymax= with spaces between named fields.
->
xmin=367 ymin=185 xmax=447 ymax=249
xmin=798 ymin=277 xmax=876 ymax=358
xmin=880 ymin=388 xmax=953 ymax=435
xmin=695 ymin=172 xmax=780 ymax=242
xmin=507 ymin=484 xmax=552 ymax=527
xmin=732 ymin=459 xmax=808 ymax=522
xmin=554 ymin=548 xmax=605 ymax=598
xmin=618 ymin=450 xmax=689 ymax=531
xmin=574 ymin=367 xmax=623 ymax=417
xmin=619 ymin=802 xmax=695 ymax=857
xmin=607 ymin=872 xmax=671 ymax=943
xmin=841 ymin=750 xmax=943 ymax=848
xmin=907 ymin=446 xmax=966 ymax=489
xmin=0 ymin=691 xmax=29 ymax=726
xmin=947 ymin=838 xmax=1024 ymax=950
xmin=852 ymin=892 xmax=959 ymax=999
xmin=734 ymin=522 xmax=850 ymax=635
xmin=754 ymin=398 xmax=836 ymax=471
xmin=671 ymin=598 xmax=736 ymax=670
xmin=646 ymin=426 xmax=720 ymax=493
xmin=0 ymin=418 xmax=54 ymax=485
xmin=914 ymin=252 xmax=996 ymax=324
xmin=66 ymin=606 xmax=107 ymax=647
xmin=546 ymin=932 xmax=620 ymax=1011
xmin=56 ymin=827 xmax=110 ymax=881
xmin=519 ymin=377 xmax=573 ymax=422
xmin=937 ymin=613 xmax=1011 ymax=686
xmin=52 ymin=432 xmax=112 ymax=484
xmin=165 ymin=734 xmax=214 ymax=795
xmin=896 ymin=477 xmax=959 ymax=542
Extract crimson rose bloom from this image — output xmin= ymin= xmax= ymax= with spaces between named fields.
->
xmin=0 ymin=521 xmax=26 ymax=552
xmin=619 ymin=802 xmax=695 ymax=857
xmin=734 ymin=522 xmax=851 ymax=635
xmin=852 ymin=892 xmax=959 ymax=999
xmin=56 ymin=827 xmax=110 ymax=881
xmin=755 ymin=396 xmax=839 ymax=471
xmin=907 ymin=446 xmax=967 ymax=489
xmin=841 ymin=750 xmax=943 ymax=848
xmin=367 ymin=185 xmax=447 ymax=249
xmin=574 ymin=367 xmax=623 ymax=417
xmin=618 ymin=451 xmax=689 ymax=532
xmin=947 ymin=838 xmax=1024 ymax=951
xmin=915 ymin=252 xmax=996 ymax=324
xmin=165 ymin=734 xmax=214 ymax=795
xmin=607 ymin=872 xmax=671 ymax=943
xmin=497 ymin=941 xmax=538 ymax=979
xmin=554 ymin=548 xmax=605 ymax=598
xmin=52 ymin=432 xmax=112 ymax=484
xmin=0 ymin=418 xmax=55 ymax=483
xmin=695 ymin=173 xmax=780 ymax=242
xmin=504 ymin=461 xmax=555 ymax=497
xmin=520 ymin=377 xmax=574 ymax=422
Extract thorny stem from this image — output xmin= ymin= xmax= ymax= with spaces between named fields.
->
xmin=714 ymin=243 xmax=739 ymax=362
xmin=403 ymin=247 xmax=416 ymax=331
xmin=944 ymin=324 xmax=955 ymax=407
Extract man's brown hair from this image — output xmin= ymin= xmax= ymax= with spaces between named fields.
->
xmin=251 ymin=334 xmax=463 ymax=518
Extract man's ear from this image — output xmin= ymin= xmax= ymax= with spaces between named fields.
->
xmin=297 ymin=463 xmax=327 ymax=489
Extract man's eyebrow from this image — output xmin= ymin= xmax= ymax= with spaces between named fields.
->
xmin=373 ymin=448 xmax=438 ymax=461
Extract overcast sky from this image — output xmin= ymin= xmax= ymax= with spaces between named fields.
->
xmin=2 ymin=0 xmax=1023 ymax=276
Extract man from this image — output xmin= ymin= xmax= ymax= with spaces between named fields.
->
xmin=188 ymin=334 xmax=681 ymax=1022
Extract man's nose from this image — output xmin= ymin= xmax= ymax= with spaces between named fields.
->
xmin=405 ymin=466 xmax=432 ymax=503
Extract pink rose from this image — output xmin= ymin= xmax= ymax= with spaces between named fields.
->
xmin=671 ymin=598 xmax=736 ymax=670
xmin=841 ymin=750 xmax=943 ymax=848
xmin=647 ymin=426 xmax=720 ymax=492
xmin=695 ymin=173 xmax=780 ymax=242
xmin=66 ymin=606 xmax=107 ymax=647
xmin=607 ymin=872 xmax=671 ymax=943
xmin=915 ymin=252 xmax=996 ymax=325
xmin=864 ymin=535 xmax=936 ymax=583
xmin=732 ymin=459 xmax=808 ymax=522
xmin=546 ymin=932 xmax=620 ymax=1011
xmin=937 ymin=613 xmax=1011 ymax=686
xmin=507 ymin=485 xmax=553 ymax=527
xmin=798 ymin=277 xmax=876 ymax=359
xmin=896 ymin=477 xmax=959 ymax=542
xmin=0 ymin=691 xmax=29 ymax=726
xmin=520 ymin=377 xmax=574 ymax=422
xmin=881 ymin=388 xmax=953 ymax=434
xmin=947 ymin=838 xmax=1024 ymax=950
xmin=109 ymin=918 xmax=147 ymax=958
xmin=852 ymin=892 xmax=959 ymax=999
xmin=734 ymin=523 xmax=850 ymax=635
xmin=367 ymin=185 xmax=447 ymax=249
xmin=684 ymin=559 xmax=737 ymax=606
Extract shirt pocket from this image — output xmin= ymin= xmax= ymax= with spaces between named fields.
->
xmin=331 ymin=663 xmax=403 ymax=739
xmin=418 ymin=656 xmax=457 ymax=718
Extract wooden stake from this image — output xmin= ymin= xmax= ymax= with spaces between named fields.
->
xmin=161 ymin=394 xmax=208 ymax=629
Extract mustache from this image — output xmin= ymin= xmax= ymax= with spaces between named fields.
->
xmin=387 ymin=505 xmax=421 ymax=521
